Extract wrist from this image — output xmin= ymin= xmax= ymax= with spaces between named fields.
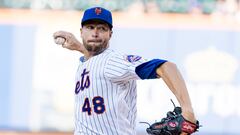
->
xmin=182 ymin=110 xmax=196 ymax=123
xmin=73 ymin=40 xmax=83 ymax=52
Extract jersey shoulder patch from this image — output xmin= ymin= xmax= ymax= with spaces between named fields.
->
xmin=126 ymin=55 xmax=142 ymax=63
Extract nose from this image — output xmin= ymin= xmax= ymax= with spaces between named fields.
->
xmin=92 ymin=28 xmax=99 ymax=38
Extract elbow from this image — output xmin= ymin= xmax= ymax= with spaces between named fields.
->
xmin=156 ymin=61 xmax=177 ymax=77
xmin=164 ymin=61 xmax=177 ymax=69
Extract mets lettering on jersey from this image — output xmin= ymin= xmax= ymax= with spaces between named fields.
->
xmin=75 ymin=68 xmax=90 ymax=94
xmin=74 ymin=49 xmax=146 ymax=135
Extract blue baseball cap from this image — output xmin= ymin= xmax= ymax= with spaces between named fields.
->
xmin=81 ymin=7 xmax=113 ymax=29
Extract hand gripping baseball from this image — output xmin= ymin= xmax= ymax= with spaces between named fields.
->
xmin=143 ymin=100 xmax=200 ymax=135
xmin=53 ymin=31 xmax=86 ymax=53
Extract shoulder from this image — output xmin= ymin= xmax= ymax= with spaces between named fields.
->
xmin=108 ymin=49 xmax=144 ymax=63
xmin=105 ymin=49 xmax=125 ymax=62
xmin=125 ymin=55 xmax=142 ymax=63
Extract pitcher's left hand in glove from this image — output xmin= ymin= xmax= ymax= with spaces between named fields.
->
xmin=146 ymin=105 xmax=200 ymax=135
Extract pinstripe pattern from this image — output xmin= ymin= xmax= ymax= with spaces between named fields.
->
xmin=74 ymin=49 xmax=146 ymax=135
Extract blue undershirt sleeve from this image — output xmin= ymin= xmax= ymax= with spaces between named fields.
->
xmin=135 ymin=59 xmax=167 ymax=79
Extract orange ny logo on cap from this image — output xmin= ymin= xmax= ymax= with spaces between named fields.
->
xmin=95 ymin=7 xmax=102 ymax=15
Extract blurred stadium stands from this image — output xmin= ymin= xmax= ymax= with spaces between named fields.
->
xmin=0 ymin=0 xmax=239 ymax=15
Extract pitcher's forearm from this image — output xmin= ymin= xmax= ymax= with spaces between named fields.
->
xmin=156 ymin=62 xmax=195 ymax=122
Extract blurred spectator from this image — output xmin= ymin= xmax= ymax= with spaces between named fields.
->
xmin=214 ymin=0 xmax=239 ymax=15
xmin=156 ymin=0 xmax=191 ymax=13
xmin=199 ymin=0 xmax=217 ymax=14
xmin=1 ymin=0 xmax=31 ymax=8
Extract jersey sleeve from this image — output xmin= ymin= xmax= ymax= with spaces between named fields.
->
xmin=135 ymin=59 xmax=167 ymax=79
xmin=104 ymin=53 xmax=146 ymax=82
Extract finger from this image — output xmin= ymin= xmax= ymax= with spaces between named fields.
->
xmin=53 ymin=31 xmax=68 ymax=39
xmin=62 ymin=41 xmax=69 ymax=47
xmin=53 ymin=31 xmax=62 ymax=38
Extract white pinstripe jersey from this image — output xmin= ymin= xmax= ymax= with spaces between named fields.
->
xmin=74 ymin=48 xmax=146 ymax=135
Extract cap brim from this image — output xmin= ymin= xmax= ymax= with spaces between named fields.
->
xmin=81 ymin=18 xmax=112 ymax=29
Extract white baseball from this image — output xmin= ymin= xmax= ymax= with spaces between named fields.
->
xmin=54 ymin=37 xmax=66 ymax=45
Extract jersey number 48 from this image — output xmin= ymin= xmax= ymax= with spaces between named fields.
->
xmin=82 ymin=96 xmax=106 ymax=115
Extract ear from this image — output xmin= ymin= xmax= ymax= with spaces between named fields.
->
xmin=109 ymin=31 xmax=113 ymax=38
xmin=80 ymin=28 xmax=83 ymax=37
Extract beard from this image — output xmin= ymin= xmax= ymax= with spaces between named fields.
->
xmin=83 ymin=39 xmax=108 ymax=55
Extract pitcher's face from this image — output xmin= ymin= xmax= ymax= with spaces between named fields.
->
xmin=81 ymin=20 xmax=112 ymax=54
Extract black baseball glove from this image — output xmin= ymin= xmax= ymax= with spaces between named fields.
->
xmin=144 ymin=100 xmax=200 ymax=135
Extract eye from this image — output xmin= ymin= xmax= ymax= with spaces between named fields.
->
xmin=98 ymin=26 xmax=108 ymax=31
xmin=86 ymin=25 xmax=94 ymax=30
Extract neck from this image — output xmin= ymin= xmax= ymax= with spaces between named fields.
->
xmin=84 ymin=48 xmax=108 ymax=60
